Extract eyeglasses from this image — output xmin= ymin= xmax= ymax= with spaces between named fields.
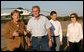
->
xmin=70 ymin=17 xmax=75 ymax=18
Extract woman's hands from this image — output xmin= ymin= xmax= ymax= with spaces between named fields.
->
xmin=24 ymin=31 xmax=27 ymax=36
xmin=13 ymin=30 xmax=19 ymax=36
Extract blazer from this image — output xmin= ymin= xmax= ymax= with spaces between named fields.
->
xmin=5 ymin=20 xmax=26 ymax=51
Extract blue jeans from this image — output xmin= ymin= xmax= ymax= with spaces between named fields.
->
xmin=31 ymin=36 xmax=51 ymax=51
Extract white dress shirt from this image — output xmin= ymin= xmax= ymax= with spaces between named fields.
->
xmin=50 ymin=19 xmax=62 ymax=41
xmin=27 ymin=15 xmax=51 ymax=37
xmin=67 ymin=22 xmax=83 ymax=43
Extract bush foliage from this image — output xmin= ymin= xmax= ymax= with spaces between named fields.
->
xmin=46 ymin=16 xmax=83 ymax=21
xmin=1 ymin=16 xmax=83 ymax=24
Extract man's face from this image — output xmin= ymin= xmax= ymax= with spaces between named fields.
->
xmin=12 ymin=12 xmax=20 ymax=22
xmin=51 ymin=14 xmax=57 ymax=21
xmin=32 ymin=7 xmax=40 ymax=17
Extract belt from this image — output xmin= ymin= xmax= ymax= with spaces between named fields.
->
xmin=51 ymin=35 xmax=59 ymax=37
xmin=55 ymin=36 xmax=59 ymax=37
xmin=32 ymin=35 xmax=46 ymax=40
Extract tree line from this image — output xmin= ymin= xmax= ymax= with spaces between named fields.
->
xmin=46 ymin=16 xmax=83 ymax=21
xmin=1 ymin=16 xmax=83 ymax=24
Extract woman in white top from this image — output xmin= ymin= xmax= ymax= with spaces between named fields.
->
xmin=67 ymin=13 xmax=83 ymax=51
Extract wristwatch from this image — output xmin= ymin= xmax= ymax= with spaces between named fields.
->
xmin=49 ymin=39 xmax=52 ymax=41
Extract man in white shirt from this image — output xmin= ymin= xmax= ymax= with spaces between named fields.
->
xmin=67 ymin=13 xmax=83 ymax=51
xmin=27 ymin=6 xmax=52 ymax=51
xmin=50 ymin=11 xmax=62 ymax=51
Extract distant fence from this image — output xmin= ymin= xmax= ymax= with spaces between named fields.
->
xmin=1 ymin=37 xmax=8 ymax=51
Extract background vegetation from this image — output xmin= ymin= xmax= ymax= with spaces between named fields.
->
xmin=1 ymin=16 xmax=83 ymax=24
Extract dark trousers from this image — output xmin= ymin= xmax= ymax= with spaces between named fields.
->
xmin=51 ymin=36 xmax=56 ymax=51
xmin=13 ymin=44 xmax=25 ymax=51
xmin=69 ymin=41 xmax=80 ymax=51
xmin=51 ymin=36 xmax=60 ymax=51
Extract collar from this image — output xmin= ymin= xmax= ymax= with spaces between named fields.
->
xmin=50 ymin=19 xmax=57 ymax=22
xmin=71 ymin=21 xmax=78 ymax=26
xmin=33 ymin=15 xmax=41 ymax=20
xmin=11 ymin=20 xmax=20 ymax=25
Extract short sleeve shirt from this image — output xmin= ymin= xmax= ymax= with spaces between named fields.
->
xmin=27 ymin=15 xmax=51 ymax=37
